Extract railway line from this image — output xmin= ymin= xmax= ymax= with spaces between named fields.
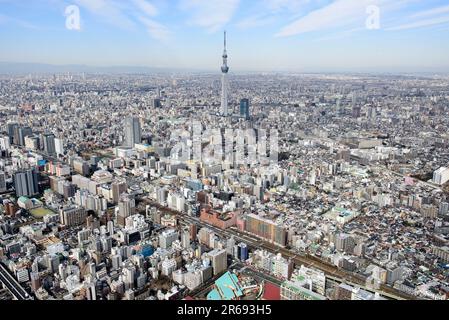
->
xmin=0 ymin=263 xmax=32 ymax=300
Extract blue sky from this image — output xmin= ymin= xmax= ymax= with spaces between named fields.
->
xmin=1 ymin=0 xmax=449 ymax=72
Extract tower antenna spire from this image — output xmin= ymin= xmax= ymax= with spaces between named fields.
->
xmin=224 ymin=30 xmax=227 ymax=51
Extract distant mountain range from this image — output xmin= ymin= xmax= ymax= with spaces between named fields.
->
xmin=0 ymin=62 xmax=205 ymax=75
xmin=1 ymin=62 xmax=448 ymax=76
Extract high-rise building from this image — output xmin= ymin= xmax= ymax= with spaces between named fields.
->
xmin=59 ymin=205 xmax=87 ymax=227
xmin=24 ymin=136 xmax=39 ymax=151
xmin=16 ymin=268 xmax=30 ymax=283
xmin=433 ymin=167 xmax=449 ymax=185
xmin=152 ymin=98 xmax=162 ymax=108
xmin=439 ymin=202 xmax=449 ymax=216
xmin=124 ymin=117 xmax=142 ymax=148
xmin=123 ymin=266 xmax=136 ymax=289
xmin=335 ymin=233 xmax=355 ymax=253
xmin=159 ymin=229 xmax=179 ymax=249
xmin=30 ymin=272 xmax=41 ymax=292
xmin=351 ymin=92 xmax=360 ymax=118
xmin=238 ymin=242 xmax=249 ymax=261
xmin=245 ymin=213 xmax=287 ymax=247
xmin=161 ymin=257 xmax=177 ymax=277
xmin=18 ymin=127 xmax=33 ymax=146
xmin=240 ymin=98 xmax=250 ymax=120
xmin=352 ymin=105 xmax=361 ymax=118
xmin=0 ymin=171 xmax=6 ymax=192
xmin=207 ymin=248 xmax=227 ymax=275
xmin=13 ymin=169 xmax=39 ymax=197
xmin=73 ymin=158 xmax=90 ymax=176
xmin=54 ymin=138 xmax=64 ymax=156
xmin=111 ymin=180 xmax=127 ymax=204
xmin=7 ymin=122 xmax=18 ymax=145
xmin=221 ymin=31 xmax=230 ymax=117
xmin=42 ymin=133 xmax=56 ymax=156
xmin=226 ymin=236 xmax=235 ymax=255
xmin=181 ymin=227 xmax=191 ymax=249
xmin=190 ymin=223 xmax=197 ymax=241
xmin=198 ymin=227 xmax=214 ymax=247
xmin=117 ymin=194 xmax=135 ymax=226
xmin=0 ymin=135 xmax=11 ymax=151
xmin=297 ymin=265 xmax=326 ymax=295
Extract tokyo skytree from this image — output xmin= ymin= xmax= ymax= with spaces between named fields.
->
xmin=221 ymin=31 xmax=229 ymax=117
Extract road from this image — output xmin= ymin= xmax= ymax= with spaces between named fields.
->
xmin=0 ymin=263 xmax=32 ymax=300
xmin=138 ymin=198 xmax=417 ymax=300
xmin=240 ymin=265 xmax=284 ymax=287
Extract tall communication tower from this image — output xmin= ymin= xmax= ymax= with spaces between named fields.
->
xmin=221 ymin=31 xmax=230 ymax=117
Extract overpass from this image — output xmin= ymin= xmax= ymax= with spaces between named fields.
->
xmin=0 ymin=263 xmax=33 ymax=300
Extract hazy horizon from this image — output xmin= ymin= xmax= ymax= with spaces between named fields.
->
xmin=1 ymin=61 xmax=449 ymax=75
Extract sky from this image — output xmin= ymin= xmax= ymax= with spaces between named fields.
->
xmin=1 ymin=0 xmax=449 ymax=72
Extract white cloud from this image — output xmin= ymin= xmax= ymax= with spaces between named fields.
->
xmin=179 ymin=0 xmax=240 ymax=33
xmin=74 ymin=0 xmax=171 ymax=41
xmin=0 ymin=12 xmax=39 ymax=29
xmin=275 ymin=0 xmax=413 ymax=37
xmin=265 ymin=0 xmax=312 ymax=12
xmin=132 ymin=0 xmax=158 ymax=17
xmin=276 ymin=0 xmax=373 ymax=37
xmin=139 ymin=16 xmax=171 ymax=40
xmin=387 ymin=15 xmax=449 ymax=31
xmin=236 ymin=13 xmax=277 ymax=29
xmin=74 ymin=0 xmax=136 ymax=29
xmin=235 ymin=0 xmax=315 ymax=30
xmin=386 ymin=3 xmax=449 ymax=31
xmin=411 ymin=4 xmax=449 ymax=18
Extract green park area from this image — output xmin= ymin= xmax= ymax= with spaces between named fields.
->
xmin=30 ymin=207 xmax=54 ymax=218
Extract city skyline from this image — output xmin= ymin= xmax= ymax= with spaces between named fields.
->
xmin=1 ymin=1 xmax=449 ymax=302
xmin=1 ymin=0 xmax=449 ymax=72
